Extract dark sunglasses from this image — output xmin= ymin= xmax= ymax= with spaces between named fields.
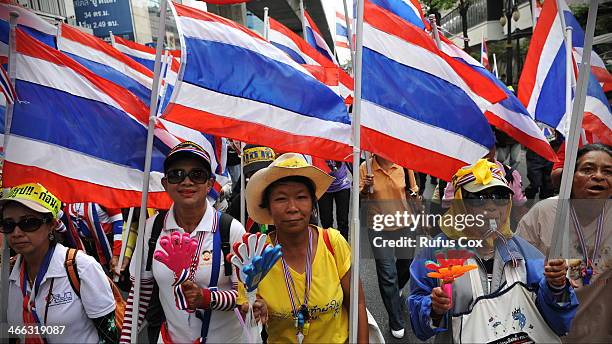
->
xmin=165 ymin=168 xmax=210 ymax=184
xmin=0 ymin=217 xmax=52 ymax=234
xmin=463 ymin=192 xmax=511 ymax=207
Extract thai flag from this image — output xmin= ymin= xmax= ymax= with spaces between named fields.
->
xmin=57 ymin=23 xmax=154 ymax=107
xmin=111 ymin=34 xmax=181 ymax=73
xmin=0 ymin=1 xmax=56 ymax=62
xmin=268 ymin=16 xmax=354 ymax=104
xmin=440 ymin=36 xmax=557 ymax=161
xmin=360 ymin=2 xmax=505 ymax=180
xmin=303 ymin=10 xmax=335 ymax=62
xmin=481 ymin=34 xmax=490 ymax=70
xmin=560 ymin=1 xmax=612 ymax=93
xmin=369 ymin=0 xmax=425 ymax=29
xmin=163 ymin=3 xmax=352 ymax=161
xmin=335 ymin=10 xmax=350 ymax=49
xmin=3 ymin=29 xmax=172 ymax=209
xmin=518 ymin=0 xmax=611 ymax=143
xmin=0 ymin=64 xmax=15 ymax=104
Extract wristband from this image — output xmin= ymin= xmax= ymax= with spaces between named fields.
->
xmin=201 ymin=288 xmax=212 ymax=310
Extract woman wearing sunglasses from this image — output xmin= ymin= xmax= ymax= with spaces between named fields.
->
xmin=3 ymin=183 xmax=118 ymax=343
xmin=120 ymin=141 xmax=245 ymax=344
xmin=408 ymin=159 xmax=578 ymax=343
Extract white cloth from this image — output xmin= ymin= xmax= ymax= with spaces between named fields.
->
xmin=451 ymin=259 xmax=560 ymax=344
xmin=130 ymin=201 xmax=245 ymax=343
xmin=8 ymin=244 xmax=115 ymax=343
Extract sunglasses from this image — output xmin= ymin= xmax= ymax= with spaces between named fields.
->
xmin=0 ymin=217 xmax=52 ymax=234
xmin=165 ymin=168 xmax=210 ymax=184
xmin=463 ymin=192 xmax=511 ymax=207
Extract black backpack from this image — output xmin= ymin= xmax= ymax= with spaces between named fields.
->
xmin=143 ymin=210 xmax=234 ymax=343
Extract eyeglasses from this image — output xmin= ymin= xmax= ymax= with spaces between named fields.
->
xmin=0 ymin=217 xmax=51 ymax=234
xmin=165 ymin=168 xmax=210 ymax=184
xmin=463 ymin=192 xmax=511 ymax=207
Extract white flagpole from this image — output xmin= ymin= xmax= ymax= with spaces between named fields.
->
xmin=480 ymin=31 xmax=485 ymax=66
xmin=130 ymin=0 xmax=168 ymax=342
xmin=109 ymin=30 xmax=116 ymax=47
xmin=349 ymin=0 xmax=365 ymax=341
xmin=263 ymin=7 xmax=269 ymax=40
xmin=0 ymin=12 xmax=19 ymax=342
xmin=429 ymin=15 xmax=443 ymax=49
xmin=113 ymin=207 xmax=134 ymax=282
xmin=549 ymin=0 xmax=598 ymax=259
xmin=300 ymin=0 xmax=307 ymax=40
xmin=493 ymin=53 xmax=499 ymax=78
xmin=342 ymin=0 xmax=372 ymax=193
xmin=240 ymin=142 xmax=246 ymax=227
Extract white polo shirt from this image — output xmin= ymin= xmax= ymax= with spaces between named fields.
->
xmin=131 ymin=201 xmax=245 ymax=343
xmin=8 ymin=243 xmax=115 ymax=343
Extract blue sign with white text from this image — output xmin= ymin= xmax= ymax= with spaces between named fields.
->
xmin=73 ymin=0 xmax=134 ymax=39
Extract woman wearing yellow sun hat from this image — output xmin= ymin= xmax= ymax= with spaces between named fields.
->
xmin=2 ymin=183 xmax=118 ymax=344
xmin=408 ymin=160 xmax=579 ymax=344
xmin=237 ymin=153 xmax=369 ymax=343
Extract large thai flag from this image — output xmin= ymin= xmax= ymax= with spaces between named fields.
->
xmin=519 ymin=0 xmax=611 ymax=143
xmin=440 ymin=36 xmax=557 ymax=161
xmin=163 ymin=3 xmax=352 ymax=161
xmin=360 ymin=1 xmax=505 ymax=180
xmin=303 ymin=10 xmax=335 ymax=62
xmin=0 ymin=1 xmax=56 ymax=61
xmin=3 ymin=29 xmax=171 ymax=208
xmin=268 ymin=16 xmax=354 ymax=104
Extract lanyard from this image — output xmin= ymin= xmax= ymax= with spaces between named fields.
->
xmin=21 ymin=245 xmax=56 ymax=327
xmin=275 ymin=228 xmax=313 ymax=342
xmin=570 ymin=205 xmax=605 ymax=285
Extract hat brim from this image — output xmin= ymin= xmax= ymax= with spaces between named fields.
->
xmin=462 ymin=178 xmax=514 ymax=194
xmin=246 ymin=165 xmax=333 ymax=225
xmin=0 ymin=198 xmax=54 ymax=217
xmin=164 ymin=151 xmax=212 ymax=173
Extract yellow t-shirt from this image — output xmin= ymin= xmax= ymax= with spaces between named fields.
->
xmin=238 ymin=226 xmax=351 ymax=343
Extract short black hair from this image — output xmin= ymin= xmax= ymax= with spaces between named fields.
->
xmin=575 ymin=143 xmax=612 ymax=170
xmin=260 ymin=176 xmax=317 ymax=209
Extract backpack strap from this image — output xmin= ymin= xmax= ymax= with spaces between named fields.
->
xmin=146 ymin=210 xmax=167 ymax=271
xmin=195 ymin=211 xmax=223 ymax=343
xmin=65 ymin=248 xmax=81 ymax=298
xmin=219 ymin=212 xmax=233 ymax=276
xmin=322 ymin=228 xmax=335 ymax=257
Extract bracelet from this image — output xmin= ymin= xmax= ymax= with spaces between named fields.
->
xmin=201 ymin=288 xmax=212 ymax=310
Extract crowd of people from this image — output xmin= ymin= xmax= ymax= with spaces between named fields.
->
xmin=0 ymin=138 xmax=610 ymax=344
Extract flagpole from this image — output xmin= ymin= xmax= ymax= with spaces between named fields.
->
xmin=342 ymin=0 xmax=372 ymax=193
xmin=548 ymin=0 xmax=598 ymax=259
xmin=562 ymin=26 xmax=573 ymax=139
xmin=0 ymin=12 xmax=18 ymax=342
xmin=493 ymin=53 xmax=499 ymax=78
xmin=429 ymin=14 xmax=442 ymax=49
xmin=349 ymin=0 xmax=364 ymax=341
xmin=240 ymin=142 xmax=246 ymax=227
xmin=263 ymin=7 xmax=269 ymax=40
xmin=131 ymin=0 xmax=168 ymax=342
xmin=114 ymin=207 xmax=134 ymax=282
xmin=109 ymin=30 xmax=116 ymax=47
xmin=299 ymin=0 xmax=306 ymax=40
xmin=481 ymin=31 xmax=484 ymax=65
